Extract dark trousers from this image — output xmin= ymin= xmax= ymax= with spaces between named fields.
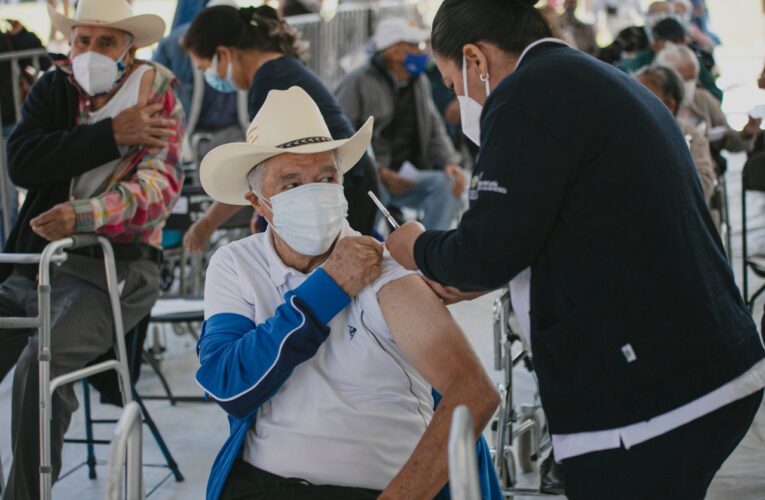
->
xmin=221 ymin=459 xmax=381 ymax=500
xmin=562 ymin=389 xmax=764 ymax=500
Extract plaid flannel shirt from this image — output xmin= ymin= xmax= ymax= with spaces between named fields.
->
xmin=69 ymin=61 xmax=185 ymax=248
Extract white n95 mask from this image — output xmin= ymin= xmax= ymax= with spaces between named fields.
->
xmin=72 ymin=49 xmax=130 ymax=96
xmin=260 ymin=183 xmax=348 ymax=256
xmin=458 ymin=55 xmax=490 ymax=147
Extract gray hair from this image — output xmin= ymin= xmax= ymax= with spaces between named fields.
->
xmin=655 ymin=43 xmax=699 ymax=79
xmin=247 ymin=150 xmax=343 ymax=197
xmin=636 ymin=65 xmax=685 ymax=115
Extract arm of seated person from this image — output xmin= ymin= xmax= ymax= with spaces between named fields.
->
xmin=378 ymin=275 xmax=500 ymax=499
xmin=196 ymin=250 xmax=350 ymax=420
xmin=7 ymin=73 xmax=122 ymax=189
xmin=183 ymin=202 xmax=246 ymax=255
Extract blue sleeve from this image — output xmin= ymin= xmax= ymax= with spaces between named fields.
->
xmin=195 ymin=268 xmax=350 ymax=419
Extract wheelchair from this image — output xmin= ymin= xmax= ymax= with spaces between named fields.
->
xmin=490 ymin=290 xmax=557 ymax=497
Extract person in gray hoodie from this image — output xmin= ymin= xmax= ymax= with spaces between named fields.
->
xmin=336 ymin=18 xmax=466 ymax=230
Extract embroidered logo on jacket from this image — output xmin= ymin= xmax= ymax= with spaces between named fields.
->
xmin=348 ymin=325 xmax=357 ymax=340
xmin=469 ymin=172 xmax=508 ymax=200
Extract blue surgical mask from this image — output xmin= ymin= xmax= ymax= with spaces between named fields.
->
xmin=204 ymin=54 xmax=238 ymax=93
xmin=402 ymin=52 xmax=429 ymax=78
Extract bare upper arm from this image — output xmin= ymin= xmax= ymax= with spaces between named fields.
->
xmin=138 ymin=65 xmax=156 ymax=104
xmin=377 ymin=275 xmax=487 ymax=395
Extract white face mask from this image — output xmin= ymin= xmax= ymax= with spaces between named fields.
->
xmin=457 ymin=55 xmax=490 ymax=147
xmin=260 ymin=183 xmax=348 ymax=257
xmin=683 ymin=80 xmax=696 ymax=106
xmin=72 ymin=48 xmax=130 ymax=96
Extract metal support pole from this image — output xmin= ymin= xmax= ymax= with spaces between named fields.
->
xmin=448 ymin=406 xmax=481 ymax=500
xmin=0 ymin=128 xmax=11 ymax=241
xmin=105 ymin=402 xmax=144 ymax=500
xmin=38 ymin=240 xmax=67 ymax=500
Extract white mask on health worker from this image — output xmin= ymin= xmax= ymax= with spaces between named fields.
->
xmin=256 ymin=183 xmax=349 ymax=256
xmin=458 ymin=55 xmax=490 ymax=147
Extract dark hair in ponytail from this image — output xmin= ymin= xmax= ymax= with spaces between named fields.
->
xmin=183 ymin=5 xmax=307 ymax=60
xmin=431 ymin=0 xmax=551 ymax=66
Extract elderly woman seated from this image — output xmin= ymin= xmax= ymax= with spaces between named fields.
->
xmin=636 ymin=65 xmax=716 ymax=203
xmin=655 ymin=44 xmax=761 ymax=156
xmin=195 ymin=86 xmax=501 ymax=500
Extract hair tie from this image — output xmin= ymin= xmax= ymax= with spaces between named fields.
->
xmin=239 ymin=6 xmax=259 ymax=27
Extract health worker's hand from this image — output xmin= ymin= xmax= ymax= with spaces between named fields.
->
xmin=386 ymin=221 xmax=424 ymax=271
xmin=421 ymin=277 xmax=488 ymax=305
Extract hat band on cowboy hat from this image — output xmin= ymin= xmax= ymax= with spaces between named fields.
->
xmin=48 ymin=0 xmax=166 ymax=48
xmin=200 ymin=86 xmax=374 ymax=206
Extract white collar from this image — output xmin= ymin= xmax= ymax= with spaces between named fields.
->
xmin=263 ymin=220 xmax=356 ymax=287
xmin=515 ymin=38 xmax=571 ymax=70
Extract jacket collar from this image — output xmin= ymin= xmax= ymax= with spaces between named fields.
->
xmin=515 ymin=38 xmax=571 ymax=71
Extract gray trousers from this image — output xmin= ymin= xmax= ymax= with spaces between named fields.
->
xmin=0 ymin=254 xmax=158 ymax=500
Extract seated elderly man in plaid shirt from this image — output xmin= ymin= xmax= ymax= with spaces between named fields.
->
xmin=0 ymin=1 xmax=184 ymax=497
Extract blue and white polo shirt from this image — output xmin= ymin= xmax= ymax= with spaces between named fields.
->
xmin=198 ymin=221 xmax=434 ymax=491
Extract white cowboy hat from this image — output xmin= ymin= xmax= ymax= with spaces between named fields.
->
xmin=48 ymin=0 xmax=166 ymax=49
xmin=200 ymin=86 xmax=374 ymax=205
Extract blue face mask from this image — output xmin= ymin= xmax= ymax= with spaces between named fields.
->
xmin=402 ymin=52 xmax=429 ymax=78
xmin=204 ymin=54 xmax=238 ymax=93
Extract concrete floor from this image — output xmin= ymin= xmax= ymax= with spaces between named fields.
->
xmin=2 ymin=44 xmax=765 ymax=500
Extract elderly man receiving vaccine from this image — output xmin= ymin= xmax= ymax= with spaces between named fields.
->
xmin=195 ymin=86 xmax=501 ymax=500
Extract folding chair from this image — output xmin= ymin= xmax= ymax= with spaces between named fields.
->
xmin=0 ymin=235 xmax=131 ymax=500
xmin=139 ymin=185 xmax=252 ymax=404
xmin=741 ymin=153 xmax=765 ymax=311
xmin=448 ymin=405 xmax=481 ymax=500
xmin=709 ymin=175 xmax=732 ymax=261
xmin=66 ymin=322 xmax=184 ymax=493
xmin=710 ymin=148 xmax=733 ymax=261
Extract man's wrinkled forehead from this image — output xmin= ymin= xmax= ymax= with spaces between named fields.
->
xmin=71 ymin=25 xmax=133 ymax=45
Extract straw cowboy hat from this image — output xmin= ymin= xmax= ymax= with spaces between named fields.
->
xmin=201 ymin=86 xmax=374 ymax=205
xmin=47 ymin=0 xmax=166 ymax=48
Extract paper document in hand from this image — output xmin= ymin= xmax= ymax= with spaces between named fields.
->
xmin=707 ymin=126 xmax=728 ymax=142
xmin=398 ymin=161 xmax=422 ymax=182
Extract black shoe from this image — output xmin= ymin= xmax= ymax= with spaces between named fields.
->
xmin=539 ymin=452 xmax=565 ymax=495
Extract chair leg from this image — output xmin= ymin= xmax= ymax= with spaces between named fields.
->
xmin=81 ymin=381 xmax=98 ymax=480
xmin=748 ymin=284 xmax=765 ymax=313
xmin=141 ymin=350 xmax=178 ymax=405
xmin=132 ymin=390 xmax=185 ymax=482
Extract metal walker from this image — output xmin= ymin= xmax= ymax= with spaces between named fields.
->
xmin=0 ymin=235 xmax=135 ymax=500
xmin=490 ymin=291 xmax=555 ymax=497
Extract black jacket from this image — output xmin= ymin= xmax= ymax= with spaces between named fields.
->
xmin=414 ymin=43 xmax=765 ymax=434
xmin=4 ymin=68 xmax=120 ymax=278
